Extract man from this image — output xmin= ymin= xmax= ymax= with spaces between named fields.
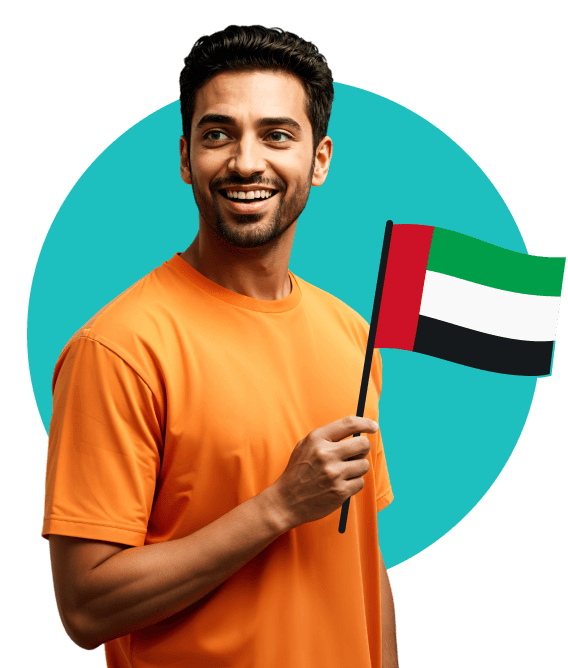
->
xmin=43 ymin=25 xmax=398 ymax=668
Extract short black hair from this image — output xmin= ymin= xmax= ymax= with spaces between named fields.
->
xmin=180 ymin=25 xmax=334 ymax=152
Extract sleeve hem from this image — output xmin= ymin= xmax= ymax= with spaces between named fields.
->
xmin=376 ymin=488 xmax=394 ymax=512
xmin=42 ymin=517 xmax=145 ymax=547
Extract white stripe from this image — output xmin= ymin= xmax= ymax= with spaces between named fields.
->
xmin=419 ymin=271 xmax=561 ymax=341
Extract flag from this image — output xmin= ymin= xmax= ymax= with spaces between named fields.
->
xmin=339 ymin=220 xmax=566 ymax=533
xmin=375 ymin=222 xmax=565 ymax=376
xmin=339 ymin=221 xmax=565 ymax=532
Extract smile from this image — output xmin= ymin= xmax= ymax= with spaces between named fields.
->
xmin=219 ymin=189 xmax=278 ymax=203
xmin=219 ymin=190 xmax=279 ymax=213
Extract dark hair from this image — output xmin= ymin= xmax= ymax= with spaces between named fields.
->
xmin=180 ymin=25 xmax=334 ymax=152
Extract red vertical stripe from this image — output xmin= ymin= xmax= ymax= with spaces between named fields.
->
xmin=375 ymin=224 xmax=434 ymax=350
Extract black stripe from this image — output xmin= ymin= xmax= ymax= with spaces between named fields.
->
xmin=413 ymin=316 xmax=554 ymax=376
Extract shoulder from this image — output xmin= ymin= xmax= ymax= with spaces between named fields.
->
xmin=293 ymin=273 xmax=384 ymax=385
xmin=55 ymin=259 xmax=189 ymax=384
xmin=294 ymin=273 xmax=370 ymax=343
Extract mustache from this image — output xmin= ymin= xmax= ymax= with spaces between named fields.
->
xmin=215 ymin=181 xmax=283 ymax=190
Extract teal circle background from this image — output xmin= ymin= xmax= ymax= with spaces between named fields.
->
xmin=28 ymin=83 xmax=536 ymax=568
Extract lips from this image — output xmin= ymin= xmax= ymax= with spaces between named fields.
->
xmin=218 ymin=189 xmax=278 ymax=202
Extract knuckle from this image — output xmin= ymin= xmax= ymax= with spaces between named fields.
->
xmin=305 ymin=431 xmax=318 ymax=448
xmin=314 ymin=444 xmax=328 ymax=463
xmin=342 ymin=415 xmax=357 ymax=430
xmin=324 ymin=462 xmax=341 ymax=481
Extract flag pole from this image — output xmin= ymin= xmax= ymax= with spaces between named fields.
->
xmin=338 ymin=220 xmax=394 ymax=533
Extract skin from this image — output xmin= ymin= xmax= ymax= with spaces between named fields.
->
xmin=179 ymin=69 xmax=332 ymax=300
xmin=181 ymin=75 xmax=398 ymax=665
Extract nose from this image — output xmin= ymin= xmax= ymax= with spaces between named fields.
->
xmin=228 ymin=133 xmax=266 ymax=178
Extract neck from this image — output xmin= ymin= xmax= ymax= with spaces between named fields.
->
xmin=180 ymin=217 xmax=297 ymax=301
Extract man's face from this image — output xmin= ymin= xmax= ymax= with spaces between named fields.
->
xmin=181 ymin=70 xmax=329 ymax=249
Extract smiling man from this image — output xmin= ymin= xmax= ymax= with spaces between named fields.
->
xmin=43 ymin=25 xmax=397 ymax=668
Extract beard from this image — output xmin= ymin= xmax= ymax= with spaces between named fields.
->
xmin=191 ymin=164 xmax=315 ymax=249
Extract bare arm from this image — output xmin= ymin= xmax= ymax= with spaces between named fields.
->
xmin=379 ymin=548 xmax=399 ymax=668
xmin=50 ymin=416 xmax=378 ymax=650
xmin=65 ymin=488 xmax=292 ymax=649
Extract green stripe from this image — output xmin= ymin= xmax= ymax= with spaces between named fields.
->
xmin=427 ymin=227 xmax=565 ymax=296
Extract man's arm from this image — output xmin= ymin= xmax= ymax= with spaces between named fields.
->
xmin=50 ymin=487 xmax=289 ymax=650
xmin=379 ymin=548 xmax=399 ymax=668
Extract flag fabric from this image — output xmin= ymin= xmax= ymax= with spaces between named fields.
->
xmin=374 ymin=222 xmax=565 ymax=376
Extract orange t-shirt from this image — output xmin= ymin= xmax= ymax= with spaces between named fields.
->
xmin=42 ymin=253 xmax=393 ymax=668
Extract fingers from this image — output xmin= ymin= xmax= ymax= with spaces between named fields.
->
xmin=312 ymin=415 xmax=378 ymax=443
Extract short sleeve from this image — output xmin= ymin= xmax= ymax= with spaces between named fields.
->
xmin=42 ymin=335 xmax=163 ymax=546
xmin=370 ymin=349 xmax=394 ymax=511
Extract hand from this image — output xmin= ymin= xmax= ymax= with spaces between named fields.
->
xmin=268 ymin=416 xmax=378 ymax=530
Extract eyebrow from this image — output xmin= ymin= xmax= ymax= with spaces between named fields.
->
xmin=195 ymin=114 xmax=303 ymax=133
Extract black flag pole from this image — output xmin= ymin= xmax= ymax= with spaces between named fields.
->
xmin=338 ymin=220 xmax=394 ymax=534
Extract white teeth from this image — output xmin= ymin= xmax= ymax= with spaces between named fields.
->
xmin=225 ymin=189 xmax=275 ymax=200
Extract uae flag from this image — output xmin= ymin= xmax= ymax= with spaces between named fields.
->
xmin=372 ymin=221 xmax=565 ymax=376
xmin=339 ymin=221 xmax=564 ymax=533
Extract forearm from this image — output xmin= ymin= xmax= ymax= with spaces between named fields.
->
xmin=73 ymin=487 xmax=289 ymax=650
xmin=380 ymin=550 xmax=399 ymax=668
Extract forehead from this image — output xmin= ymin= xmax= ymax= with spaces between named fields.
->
xmin=192 ymin=70 xmax=310 ymax=129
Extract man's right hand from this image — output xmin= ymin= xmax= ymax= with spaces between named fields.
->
xmin=267 ymin=416 xmax=378 ymax=530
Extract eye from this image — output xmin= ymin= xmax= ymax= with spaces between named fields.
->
xmin=203 ymin=130 xmax=227 ymax=141
xmin=268 ymin=130 xmax=290 ymax=143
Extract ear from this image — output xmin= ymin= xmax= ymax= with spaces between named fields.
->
xmin=180 ymin=136 xmax=192 ymax=185
xmin=311 ymin=136 xmax=333 ymax=187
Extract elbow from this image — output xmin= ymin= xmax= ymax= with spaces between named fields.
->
xmin=61 ymin=608 xmax=103 ymax=651
xmin=74 ymin=633 xmax=103 ymax=652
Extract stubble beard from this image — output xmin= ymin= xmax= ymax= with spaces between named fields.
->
xmin=192 ymin=163 xmax=315 ymax=249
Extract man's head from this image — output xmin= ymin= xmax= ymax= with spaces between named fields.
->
xmin=180 ymin=25 xmax=334 ymax=155
xmin=179 ymin=26 xmax=334 ymax=249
